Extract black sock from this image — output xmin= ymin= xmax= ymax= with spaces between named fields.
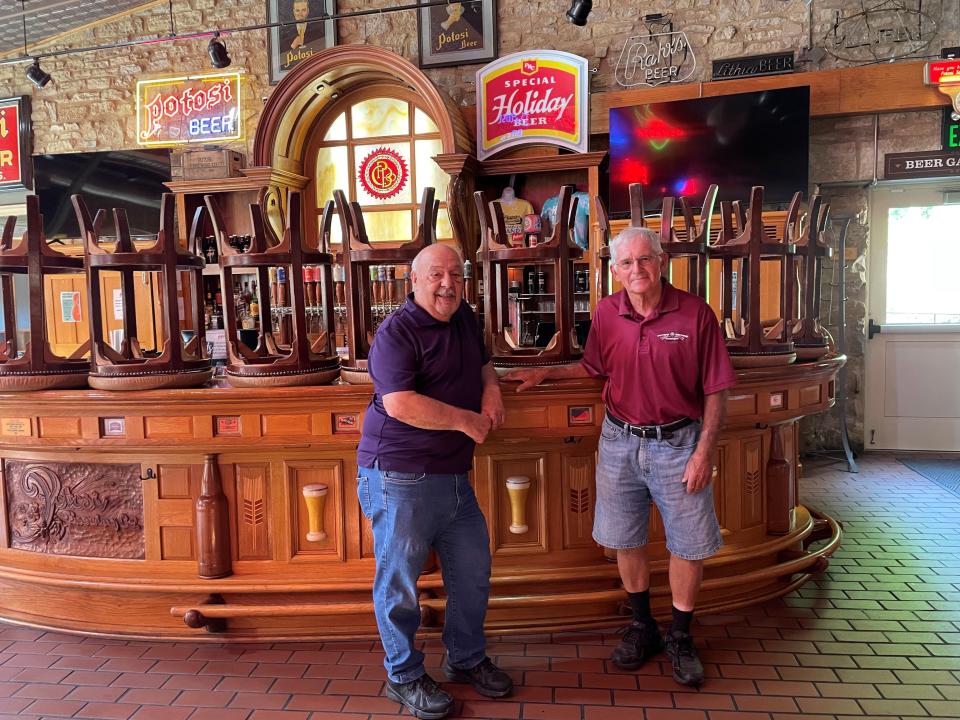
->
xmin=671 ymin=606 xmax=694 ymax=635
xmin=627 ymin=590 xmax=653 ymax=626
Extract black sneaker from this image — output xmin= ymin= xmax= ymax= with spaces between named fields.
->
xmin=664 ymin=630 xmax=704 ymax=687
xmin=443 ymin=656 xmax=513 ymax=698
xmin=611 ymin=620 xmax=664 ymax=670
xmin=385 ymin=673 xmax=453 ymax=719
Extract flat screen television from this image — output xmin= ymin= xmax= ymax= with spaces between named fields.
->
xmin=32 ymin=149 xmax=172 ymax=239
xmin=608 ymin=86 xmax=810 ymax=216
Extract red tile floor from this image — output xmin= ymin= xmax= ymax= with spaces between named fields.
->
xmin=2 ymin=453 xmax=959 ymax=720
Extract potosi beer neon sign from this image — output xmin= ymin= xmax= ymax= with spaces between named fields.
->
xmin=136 ymin=71 xmax=242 ymax=146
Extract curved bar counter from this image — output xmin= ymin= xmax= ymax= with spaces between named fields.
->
xmin=0 ymin=357 xmax=842 ymax=641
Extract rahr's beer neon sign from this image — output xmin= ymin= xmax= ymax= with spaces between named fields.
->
xmin=136 ymin=71 xmax=242 ymax=146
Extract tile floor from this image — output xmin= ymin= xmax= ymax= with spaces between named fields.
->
xmin=1 ymin=453 xmax=959 ymax=720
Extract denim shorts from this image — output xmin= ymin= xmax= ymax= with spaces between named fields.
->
xmin=593 ymin=416 xmax=722 ymax=561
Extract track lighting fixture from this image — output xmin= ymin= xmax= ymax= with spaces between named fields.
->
xmin=566 ymin=0 xmax=592 ymax=26
xmin=26 ymin=58 xmax=51 ymax=88
xmin=207 ymin=32 xmax=231 ymax=69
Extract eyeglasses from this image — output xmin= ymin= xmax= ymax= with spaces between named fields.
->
xmin=615 ymin=255 xmax=660 ymax=270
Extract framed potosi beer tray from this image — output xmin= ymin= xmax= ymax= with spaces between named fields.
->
xmin=418 ymin=0 xmax=497 ymax=69
xmin=268 ymin=0 xmax=337 ymax=85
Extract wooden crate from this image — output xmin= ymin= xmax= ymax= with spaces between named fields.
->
xmin=171 ymin=149 xmax=245 ymax=180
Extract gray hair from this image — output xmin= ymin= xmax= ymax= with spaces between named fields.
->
xmin=609 ymin=226 xmax=663 ymax=264
xmin=411 ymin=243 xmax=464 ymax=275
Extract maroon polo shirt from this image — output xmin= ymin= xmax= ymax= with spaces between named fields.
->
xmin=582 ymin=281 xmax=736 ymax=425
xmin=358 ymin=295 xmax=489 ymax=474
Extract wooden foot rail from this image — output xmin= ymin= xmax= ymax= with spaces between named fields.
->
xmin=171 ymin=509 xmax=840 ymax=632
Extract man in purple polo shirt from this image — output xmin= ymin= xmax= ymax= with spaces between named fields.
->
xmin=505 ymin=226 xmax=736 ymax=688
xmin=357 ymin=243 xmax=513 ymax=719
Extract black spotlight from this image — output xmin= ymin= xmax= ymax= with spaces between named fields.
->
xmin=566 ymin=0 xmax=592 ymax=26
xmin=208 ymin=33 xmax=231 ymax=69
xmin=26 ymin=58 xmax=51 ymax=89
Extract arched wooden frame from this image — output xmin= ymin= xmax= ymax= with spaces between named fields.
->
xmin=302 ymin=84 xmax=451 ymax=250
xmin=253 ymin=46 xmax=473 ymax=254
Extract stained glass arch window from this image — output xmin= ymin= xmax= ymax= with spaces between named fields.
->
xmin=310 ymin=87 xmax=452 ymax=246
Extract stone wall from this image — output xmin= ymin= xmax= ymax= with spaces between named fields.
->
xmin=1 ymin=0 xmax=957 ymax=451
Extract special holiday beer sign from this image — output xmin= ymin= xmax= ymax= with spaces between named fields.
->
xmin=476 ymin=50 xmax=589 ymax=160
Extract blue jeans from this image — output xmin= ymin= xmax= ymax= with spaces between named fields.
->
xmin=357 ymin=465 xmax=492 ymax=684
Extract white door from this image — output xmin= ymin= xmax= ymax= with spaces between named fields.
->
xmin=865 ymin=185 xmax=960 ymax=451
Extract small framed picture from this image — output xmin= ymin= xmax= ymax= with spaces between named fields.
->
xmin=567 ymin=405 xmax=594 ymax=427
xmin=100 ymin=417 xmax=126 ymax=437
xmin=268 ymin=0 xmax=337 ymax=85
xmin=418 ymin=0 xmax=497 ymax=69
xmin=334 ymin=413 xmax=359 ymax=433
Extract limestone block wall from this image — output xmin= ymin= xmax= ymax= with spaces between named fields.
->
xmin=0 ymin=0 xmax=957 ymax=451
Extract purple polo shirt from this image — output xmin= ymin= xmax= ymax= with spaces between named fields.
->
xmin=582 ymin=281 xmax=736 ymax=425
xmin=357 ymin=294 xmax=490 ymax=474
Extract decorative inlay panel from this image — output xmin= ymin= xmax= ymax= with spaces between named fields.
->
xmin=486 ymin=453 xmax=547 ymax=554
xmin=562 ymin=454 xmax=595 ymax=549
xmin=742 ymin=437 xmax=764 ymax=528
xmin=235 ymin=463 xmax=270 ymax=560
xmin=798 ymin=384 xmax=823 ymax=408
xmin=38 ymin=416 xmax=81 ymax=439
xmin=3 ymin=459 xmax=144 ymax=559
xmin=712 ymin=444 xmax=727 ymax=530
xmin=144 ymin=416 xmax=194 ymax=438
xmin=288 ymin=460 xmax=344 ymax=560
xmin=263 ymin=414 xmax=312 ymax=437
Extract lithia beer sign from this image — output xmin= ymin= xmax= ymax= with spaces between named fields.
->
xmin=476 ymin=50 xmax=589 ymax=160
xmin=136 ymin=71 xmax=242 ymax=146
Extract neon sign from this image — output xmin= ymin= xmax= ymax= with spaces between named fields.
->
xmin=136 ymin=71 xmax=242 ymax=146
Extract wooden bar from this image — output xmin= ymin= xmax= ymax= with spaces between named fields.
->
xmin=0 ymin=358 xmax=841 ymax=640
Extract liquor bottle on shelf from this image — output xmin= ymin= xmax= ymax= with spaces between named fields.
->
xmin=276 ymin=266 xmax=291 ymax=344
xmin=269 ymin=266 xmax=279 ymax=307
xmin=385 ymin=264 xmax=396 ymax=313
xmin=248 ymin=282 xmax=260 ymax=330
xmin=464 ymin=260 xmax=474 ymax=303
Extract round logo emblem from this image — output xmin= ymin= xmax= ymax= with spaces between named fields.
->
xmin=358 ymin=147 xmax=408 ymax=200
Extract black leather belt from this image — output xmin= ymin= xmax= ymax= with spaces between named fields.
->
xmin=605 ymin=412 xmax=693 ymax=440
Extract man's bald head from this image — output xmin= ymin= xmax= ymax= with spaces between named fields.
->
xmin=410 ymin=244 xmax=465 ymax=322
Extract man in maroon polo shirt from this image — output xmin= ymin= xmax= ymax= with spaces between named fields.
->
xmin=505 ymin=226 xmax=736 ymax=687
xmin=357 ymin=243 xmax=514 ymax=719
